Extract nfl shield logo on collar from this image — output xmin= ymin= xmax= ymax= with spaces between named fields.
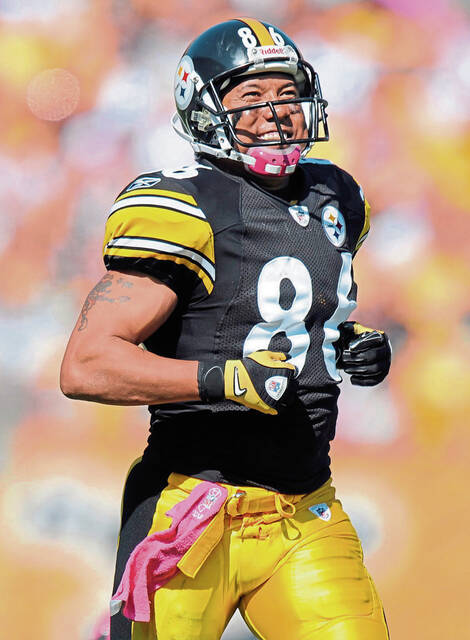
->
xmin=288 ymin=205 xmax=310 ymax=227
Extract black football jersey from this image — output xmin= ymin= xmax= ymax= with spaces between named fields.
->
xmin=103 ymin=157 xmax=370 ymax=493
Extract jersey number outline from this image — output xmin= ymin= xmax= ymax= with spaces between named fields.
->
xmin=243 ymin=254 xmax=356 ymax=380
xmin=161 ymin=163 xmax=211 ymax=179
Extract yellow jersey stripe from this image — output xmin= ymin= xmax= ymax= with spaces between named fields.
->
xmin=103 ymin=207 xmax=215 ymax=263
xmin=237 ymin=17 xmax=274 ymax=46
xmin=356 ymin=197 xmax=370 ymax=251
xmin=109 ymin=195 xmax=206 ymax=220
xmin=116 ymin=189 xmax=197 ymax=206
xmin=104 ymin=242 xmax=214 ymax=293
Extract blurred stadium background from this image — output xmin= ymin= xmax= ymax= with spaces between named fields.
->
xmin=1 ymin=0 xmax=470 ymax=638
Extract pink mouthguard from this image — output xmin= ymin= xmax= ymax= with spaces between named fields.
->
xmin=244 ymin=144 xmax=301 ymax=177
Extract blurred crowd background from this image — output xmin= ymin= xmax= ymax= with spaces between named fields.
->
xmin=1 ymin=0 xmax=470 ymax=638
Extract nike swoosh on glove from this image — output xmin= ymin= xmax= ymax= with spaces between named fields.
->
xmin=198 ymin=351 xmax=297 ymax=415
xmin=337 ymin=321 xmax=392 ymax=387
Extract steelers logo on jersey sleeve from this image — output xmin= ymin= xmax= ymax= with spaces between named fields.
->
xmin=175 ymin=55 xmax=195 ymax=109
xmin=321 ymin=205 xmax=346 ymax=247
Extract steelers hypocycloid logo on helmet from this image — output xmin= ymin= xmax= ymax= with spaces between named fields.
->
xmin=175 ymin=55 xmax=195 ymax=110
xmin=321 ymin=206 xmax=346 ymax=247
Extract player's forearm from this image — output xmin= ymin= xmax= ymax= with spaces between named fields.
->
xmin=60 ymin=336 xmax=200 ymax=405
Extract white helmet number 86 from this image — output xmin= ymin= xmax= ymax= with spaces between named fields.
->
xmin=237 ymin=26 xmax=285 ymax=49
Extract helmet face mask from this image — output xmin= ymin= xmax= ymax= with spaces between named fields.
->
xmin=172 ymin=19 xmax=329 ymax=169
xmin=195 ymin=92 xmax=325 ymax=150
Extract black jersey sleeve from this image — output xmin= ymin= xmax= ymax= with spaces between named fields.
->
xmin=102 ymin=173 xmax=215 ymax=297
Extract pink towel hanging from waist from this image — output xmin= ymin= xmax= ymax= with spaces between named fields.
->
xmin=110 ymin=481 xmax=228 ymax=622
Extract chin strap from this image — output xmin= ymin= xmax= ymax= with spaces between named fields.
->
xmin=243 ymin=144 xmax=302 ymax=177
xmin=171 ymin=113 xmax=302 ymax=176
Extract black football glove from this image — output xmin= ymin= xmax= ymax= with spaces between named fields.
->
xmin=198 ymin=351 xmax=296 ymax=415
xmin=337 ymin=321 xmax=392 ymax=386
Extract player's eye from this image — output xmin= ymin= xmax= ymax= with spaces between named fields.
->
xmin=280 ymin=89 xmax=298 ymax=98
xmin=242 ymin=91 xmax=262 ymax=99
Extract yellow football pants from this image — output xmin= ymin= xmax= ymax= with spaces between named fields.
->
xmin=130 ymin=474 xmax=389 ymax=640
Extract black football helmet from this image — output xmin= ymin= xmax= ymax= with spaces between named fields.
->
xmin=172 ymin=18 xmax=329 ymax=165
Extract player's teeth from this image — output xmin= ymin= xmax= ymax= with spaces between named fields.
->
xmin=260 ymin=132 xmax=280 ymax=139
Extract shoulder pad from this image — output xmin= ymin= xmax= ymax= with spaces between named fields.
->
xmin=333 ymin=167 xmax=370 ymax=254
xmin=120 ymin=162 xmax=214 ymax=196
xmin=103 ymin=167 xmax=215 ymax=294
xmin=300 ymin=158 xmax=370 ymax=254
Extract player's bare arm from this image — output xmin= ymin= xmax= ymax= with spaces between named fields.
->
xmin=60 ymin=270 xmax=199 ymax=405
xmin=61 ymin=269 xmax=293 ymax=410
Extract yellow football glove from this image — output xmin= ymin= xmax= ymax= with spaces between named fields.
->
xmin=198 ymin=351 xmax=296 ymax=415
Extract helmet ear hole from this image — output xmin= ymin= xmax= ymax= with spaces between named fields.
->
xmin=191 ymin=109 xmax=213 ymax=132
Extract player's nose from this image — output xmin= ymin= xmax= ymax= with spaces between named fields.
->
xmin=267 ymin=101 xmax=294 ymax=126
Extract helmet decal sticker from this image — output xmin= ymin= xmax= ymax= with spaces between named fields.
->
xmin=174 ymin=55 xmax=195 ymax=110
xmin=237 ymin=26 xmax=258 ymax=48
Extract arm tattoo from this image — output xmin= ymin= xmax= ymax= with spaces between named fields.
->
xmin=78 ymin=273 xmax=133 ymax=331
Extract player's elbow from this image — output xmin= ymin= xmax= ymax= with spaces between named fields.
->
xmin=60 ymin=349 xmax=100 ymax=400
xmin=60 ymin=357 xmax=87 ymax=399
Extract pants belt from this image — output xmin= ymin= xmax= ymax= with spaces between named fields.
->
xmin=170 ymin=473 xmax=334 ymax=578
xmin=169 ymin=472 xmax=333 ymax=519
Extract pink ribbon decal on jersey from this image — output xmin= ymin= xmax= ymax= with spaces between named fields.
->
xmin=110 ymin=481 xmax=228 ymax=622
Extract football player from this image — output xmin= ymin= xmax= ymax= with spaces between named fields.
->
xmin=61 ymin=18 xmax=391 ymax=640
